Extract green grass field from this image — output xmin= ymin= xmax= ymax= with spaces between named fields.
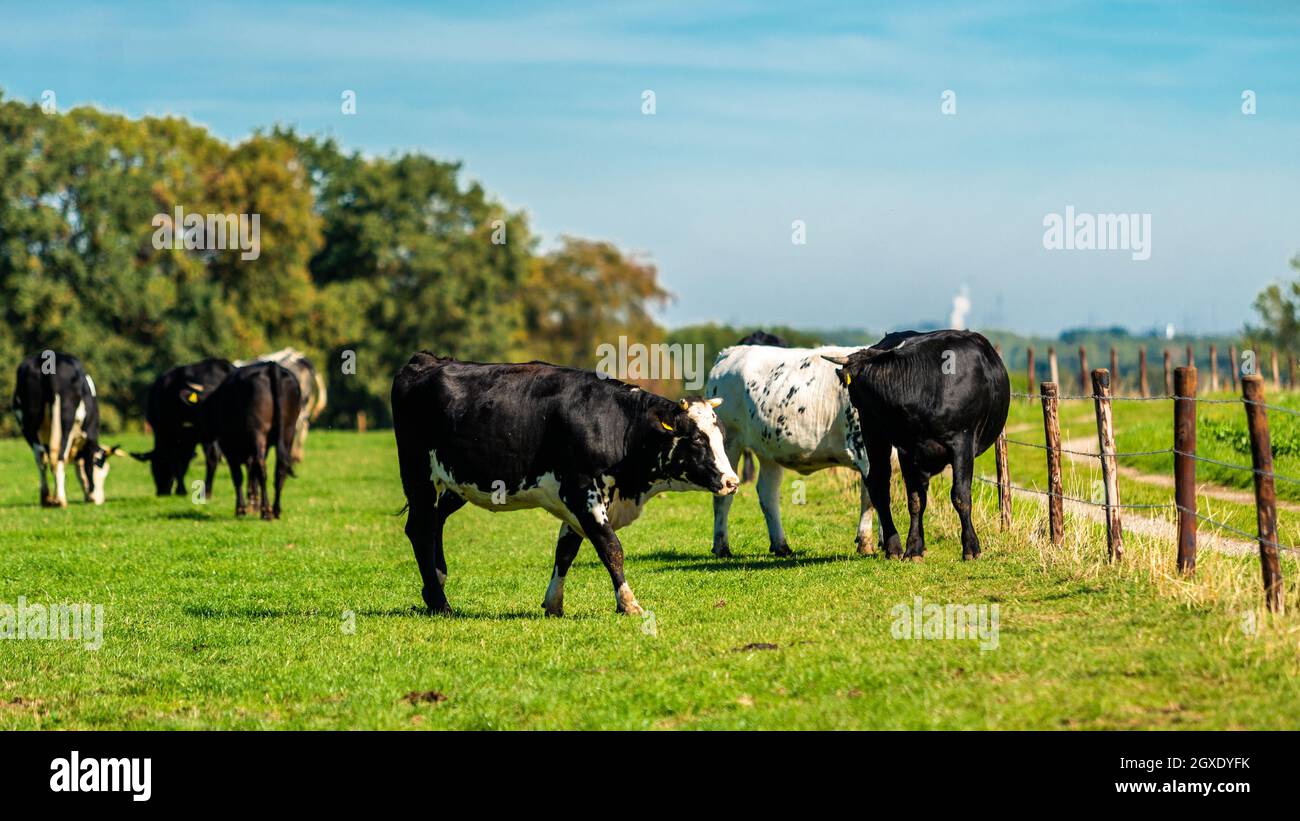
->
xmin=2 ymin=429 xmax=1298 ymax=730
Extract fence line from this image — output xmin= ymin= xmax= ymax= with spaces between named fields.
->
xmin=994 ymin=367 xmax=1292 ymax=611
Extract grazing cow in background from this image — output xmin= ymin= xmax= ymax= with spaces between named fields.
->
xmin=11 ymin=352 xmax=124 ymax=506
xmin=234 ymin=348 xmax=326 ymax=463
xmin=131 ymin=358 xmax=234 ymax=498
xmin=199 ymin=361 xmax=301 ymax=520
xmin=707 ymin=344 xmax=872 ymax=557
xmin=392 ymin=354 xmax=739 ymax=616
xmin=824 ymin=330 xmax=1010 ymax=561
xmin=732 ymin=330 xmax=791 ymax=483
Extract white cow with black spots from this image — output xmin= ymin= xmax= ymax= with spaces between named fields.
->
xmin=706 ymin=343 xmax=874 ymax=557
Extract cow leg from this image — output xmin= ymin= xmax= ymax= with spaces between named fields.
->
xmin=52 ymin=458 xmax=69 ymax=508
xmin=231 ymin=460 xmax=247 ymax=516
xmin=542 ymin=523 xmax=584 ymax=616
xmin=865 ymin=439 xmax=902 ymax=558
xmin=32 ymin=444 xmax=54 ymax=507
xmin=254 ymin=447 xmax=272 ymax=521
xmin=711 ymin=438 xmax=744 ymax=557
xmin=203 ymin=443 xmax=220 ymax=499
xmin=855 ymin=476 xmax=876 ymax=555
xmin=567 ymin=494 xmax=641 ymax=614
xmin=899 ymin=453 xmax=930 ymax=561
xmin=432 ymin=490 xmax=465 ymax=587
xmin=756 ymin=458 xmax=792 ymax=556
xmin=75 ymin=456 xmax=92 ymax=502
xmin=950 ymin=436 xmax=980 ymax=560
xmin=270 ymin=443 xmax=289 ymax=519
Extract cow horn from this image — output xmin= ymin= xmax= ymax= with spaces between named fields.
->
xmin=107 ymin=445 xmax=128 ymax=457
xmin=707 ymin=397 xmax=723 ymax=408
xmin=678 ymin=398 xmax=690 ymax=410
xmin=821 ymin=354 xmax=849 ymax=366
xmin=185 ymin=382 xmax=205 ymax=391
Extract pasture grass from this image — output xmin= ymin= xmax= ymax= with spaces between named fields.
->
xmin=2 ymin=430 xmax=1298 ymax=730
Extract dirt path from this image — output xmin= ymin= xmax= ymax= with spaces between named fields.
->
xmin=1057 ymin=434 xmax=1300 ymax=514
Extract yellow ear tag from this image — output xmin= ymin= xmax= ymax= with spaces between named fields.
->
xmin=188 ymin=392 xmax=199 ymax=404
xmin=845 ymin=373 xmax=851 ymax=385
xmin=661 ymin=422 xmax=674 ymax=431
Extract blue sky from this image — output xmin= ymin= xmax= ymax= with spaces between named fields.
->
xmin=2 ymin=0 xmax=1298 ymax=335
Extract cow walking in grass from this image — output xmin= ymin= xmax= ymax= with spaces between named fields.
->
xmin=706 ymin=343 xmax=874 ymax=557
xmin=823 ymin=330 xmax=1010 ymax=561
xmin=391 ymin=353 xmax=739 ymax=616
xmin=199 ymin=361 xmax=301 ymax=520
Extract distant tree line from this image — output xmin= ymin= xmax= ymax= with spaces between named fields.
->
xmin=0 ymin=94 xmax=672 ymax=433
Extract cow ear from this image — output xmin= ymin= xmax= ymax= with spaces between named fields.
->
xmin=649 ymin=407 xmax=681 ymax=436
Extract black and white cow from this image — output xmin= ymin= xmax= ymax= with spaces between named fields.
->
xmin=198 ymin=361 xmax=301 ymax=520
xmin=132 ymin=358 xmax=234 ymax=498
xmin=823 ymin=330 xmax=1010 ymax=561
xmin=731 ymin=330 xmax=791 ymax=482
xmin=11 ymin=352 xmax=124 ymax=506
xmin=706 ymin=344 xmax=872 ymax=557
xmin=391 ymin=354 xmax=739 ymax=616
xmin=234 ymin=348 xmax=326 ymax=463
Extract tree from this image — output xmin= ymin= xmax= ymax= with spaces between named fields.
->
xmin=1248 ymin=255 xmax=1300 ymax=354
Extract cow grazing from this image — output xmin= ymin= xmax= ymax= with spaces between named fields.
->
xmin=391 ymin=354 xmax=740 ymax=616
xmin=234 ymin=348 xmax=326 ymax=463
xmin=707 ymin=344 xmax=872 ymax=557
xmin=132 ymin=358 xmax=234 ymax=498
xmin=11 ymin=352 xmax=124 ymax=506
xmin=199 ymin=361 xmax=301 ymax=520
xmin=823 ymin=330 xmax=1010 ymax=561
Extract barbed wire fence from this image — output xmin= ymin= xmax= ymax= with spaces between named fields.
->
xmin=985 ymin=360 xmax=1291 ymax=614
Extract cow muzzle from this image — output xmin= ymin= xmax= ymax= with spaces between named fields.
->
xmin=717 ymin=473 xmax=740 ymax=496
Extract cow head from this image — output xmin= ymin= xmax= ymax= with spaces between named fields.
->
xmin=821 ymin=352 xmax=865 ymax=391
xmin=131 ymin=444 xmax=196 ymax=496
xmin=652 ymin=397 xmax=739 ymax=496
xmin=85 ymin=445 xmax=126 ymax=505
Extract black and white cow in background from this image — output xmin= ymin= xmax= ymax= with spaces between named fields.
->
xmin=823 ymin=330 xmax=1010 ymax=561
xmin=706 ymin=343 xmax=873 ymax=557
xmin=234 ymin=348 xmax=326 ymax=463
xmin=11 ymin=352 xmax=124 ymax=506
xmin=198 ymin=361 xmax=301 ymax=520
xmin=132 ymin=357 xmax=234 ymax=498
xmin=392 ymin=354 xmax=739 ymax=616
xmin=732 ymin=330 xmax=790 ymax=483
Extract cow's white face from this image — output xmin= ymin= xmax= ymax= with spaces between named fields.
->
xmin=88 ymin=446 xmax=123 ymax=505
xmin=663 ymin=398 xmax=739 ymax=496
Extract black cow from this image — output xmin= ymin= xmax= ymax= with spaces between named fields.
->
xmin=11 ymin=352 xmax=124 ymax=506
xmin=198 ymin=361 xmax=301 ymax=520
xmin=824 ymin=330 xmax=1009 ymax=561
xmin=391 ymin=354 xmax=740 ymax=616
xmin=132 ymin=358 xmax=234 ymax=497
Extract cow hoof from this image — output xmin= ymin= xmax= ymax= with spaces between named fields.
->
xmin=619 ymin=602 xmax=644 ymax=616
xmin=712 ymin=544 xmax=733 ymax=558
xmin=770 ymin=543 xmax=794 ymax=558
xmin=962 ymin=551 xmax=981 ymax=561
xmin=543 ymin=605 xmax=564 ymax=617
xmin=856 ymin=541 xmax=877 ymax=556
xmin=906 ymin=554 xmax=924 ymax=563
xmin=40 ymin=495 xmax=58 ymax=508
xmin=235 ymin=507 xmax=248 ymax=517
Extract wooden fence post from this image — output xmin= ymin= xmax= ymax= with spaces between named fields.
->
xmin=1138 ymin=347 xmax=1150 ymax=397
xmin=1186 ymin=344 xmax=1194 ymax=368
xmin=1210 ymin=344 xmax=1219 ymax=392
xmin=1163 ymin=349 xmax=1173 ymax=395
xmin=1229 ymin=344 xmax=1239 ymax=391
xmin=1289 ymin=354 xmax=1296 ymax=390
xmin=1110 ymin=347 xmax=1119 ymax=391
xmin=1271 ymin=349 xmax=1281 ymax=390
xmin=1092 ymin=369 xmax=1123 ymax=561
xmin=1026 ymin=346 xmax=1035 ymax=397
xmin=995 ymin=431 xmax=1011 ymax=531
xmin=1174 ymin=367 xmax=1197 ymax=575
xmin=1242 ymin=375 xmax=1285 ymax=613
xmin=1040 ymin=382 xmax=1064 ymax=545
xmin=356 ymin=411 xmax=368 ymax=433
xmin=1048 ymin=347 xmax=1059 ymax=386
xmin=1078 ymin=346 xmax=1089 ymax=395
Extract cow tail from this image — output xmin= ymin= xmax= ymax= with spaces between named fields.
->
xmin=741 ymin=450 xmax=757 ymax=484
xmin=269 ymin=368 xmax=296 ymax=479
